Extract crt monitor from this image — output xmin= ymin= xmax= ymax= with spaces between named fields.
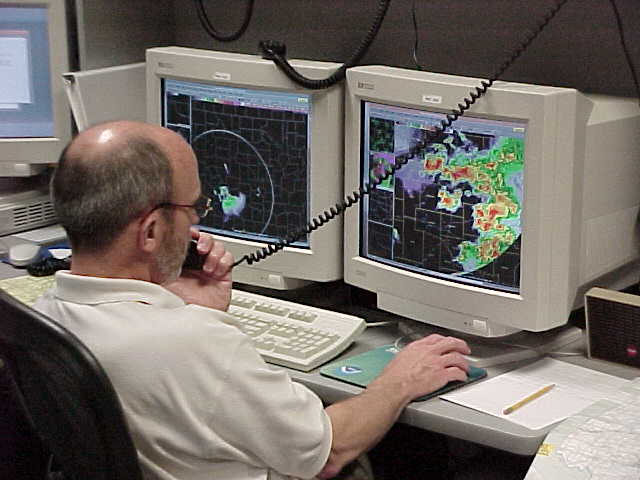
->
xmin=146 ymin=47 xmax=344 ymax=290
xmin=344 ymin=65 xmax=640 ymax=338
xmin=0 ymin=0 xmax=71 ymax=176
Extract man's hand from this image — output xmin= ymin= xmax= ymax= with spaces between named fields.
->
xmin=319 ymin=333 xmax=470 ymax=479
xmin=368 ymin=333 xmax=470 ymax=402
xmin=166 ymin=230 xmax=234 ymax=311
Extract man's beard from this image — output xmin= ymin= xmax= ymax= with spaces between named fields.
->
xmin=157 ymin=229 xmax=189 ymax=284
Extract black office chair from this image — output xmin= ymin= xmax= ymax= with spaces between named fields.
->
xmin=0 ymin=288 xmax=143 ymax=480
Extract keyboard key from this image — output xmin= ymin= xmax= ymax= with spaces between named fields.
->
xmin=228 ymin=290 xmax=366 ymax=371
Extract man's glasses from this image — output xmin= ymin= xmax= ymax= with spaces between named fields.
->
xmin=154 ymin=195 xmax=212 ymax=219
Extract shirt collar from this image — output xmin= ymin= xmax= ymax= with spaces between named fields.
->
xmin=53 ymin=270 xmax=186 ymax=308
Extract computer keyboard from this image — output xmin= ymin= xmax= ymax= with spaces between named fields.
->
xmin=226 ymin=290 xmax=366 ymax=371
xmin=0 ymin=275 xmax=367 ymax=372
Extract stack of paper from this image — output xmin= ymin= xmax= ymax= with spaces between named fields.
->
xmin=440 ymin=357 xmax=630 ymax=430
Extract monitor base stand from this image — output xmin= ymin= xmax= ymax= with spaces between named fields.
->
xmin=0 ymin=163 xmax=47 ymax=177
xmin=232 ymin=266 xmax=313 ymax=290
xmin=396 ymin=321 xmax=584 ymax=368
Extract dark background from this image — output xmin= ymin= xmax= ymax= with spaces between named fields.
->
xmin=73 ymin=0 xmax=640 ymax=98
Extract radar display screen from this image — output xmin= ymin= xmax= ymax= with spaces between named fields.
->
xmin=361 ymin=101 xmax=525 ymax=293
xmin=162 ymin=79 xmax=311 ymax=247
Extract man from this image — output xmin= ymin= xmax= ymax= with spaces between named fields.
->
xmin=35 ymin=121 xmax=471 ymax=480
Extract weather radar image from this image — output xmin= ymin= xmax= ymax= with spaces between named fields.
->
xmin=162 ymin=79 xmax=310 ymax=246
xmin=361 ymin=102 xmax=526 ymax=293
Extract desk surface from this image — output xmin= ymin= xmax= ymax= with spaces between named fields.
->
xmin=2 ymin=259 xmax=638 ymax=456
xmin=0 ymin=259 xmax=28 ymax=280
xmin=287 ymin=325 xmax=640 ymax=456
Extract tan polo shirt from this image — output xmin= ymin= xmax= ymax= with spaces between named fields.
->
xmin=35 ymin=271 xmax=331 ymax=480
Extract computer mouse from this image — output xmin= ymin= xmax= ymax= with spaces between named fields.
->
xmin=8 ymin=243 xmax=42 ymax=267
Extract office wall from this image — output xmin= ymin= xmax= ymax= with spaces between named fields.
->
xmin=171 ymin=0 xmax=640 ymax=97
xmin=72 ymin=0 xmax=174 ymax=69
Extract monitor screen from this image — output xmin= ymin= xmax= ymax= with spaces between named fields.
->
xmin=361 ymin=101 xmax=525 ymax=294
xmin=344 ymin=65 xmax=640 ymax=338
xmin=147 ymin=47 xmax=345 ymax=290
xmin=0 ymin=0 xmax=70 ymax=173
xmin=162 ymin=79 xmax=310 ymax=247
xmin=0 ymin=5 xmax=54 ymax=138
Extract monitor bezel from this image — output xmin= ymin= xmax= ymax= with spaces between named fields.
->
xmin=146 ymin=47 xmax=345 ymax=288
xmin=344 ymin=66 xmax=592 ymax=334
xmin=0 ymin=0 xmax=71 ymax=167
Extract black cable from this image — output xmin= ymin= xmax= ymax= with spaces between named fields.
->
xmin=234 ymin=0 xmax=570 ymax=268
xmin=440 ymin=0 xmax=570 ymax=127
xmin=411 ymin=0 xmax=423 ymax=70
xmin=258 ymin=0 xmax=391 ymax=90
xmin=608 ymin=0 xmax=640 ymax=103
xmin=193 ymin=0 xmax=254 ymax=42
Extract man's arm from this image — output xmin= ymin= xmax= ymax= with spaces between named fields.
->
xmin=166 ymin=231 xmax=469 ymax=478
xmin=318 ymin=334 xmax=470 ymax=479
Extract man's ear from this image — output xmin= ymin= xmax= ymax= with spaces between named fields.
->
xmin=138 ymin=211 xmax=163 ymax=254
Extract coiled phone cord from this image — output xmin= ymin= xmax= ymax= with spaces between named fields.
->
xmin=258 ymin=0 xmax=391 ymax=90
xmin=233 ymin=0 xmax=570 ymax=267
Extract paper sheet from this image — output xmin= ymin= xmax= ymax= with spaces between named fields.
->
xmin=0 ymin=36 xmax=31 ymax=106
xmin=440 ymin=357 xmax=630 ymax=430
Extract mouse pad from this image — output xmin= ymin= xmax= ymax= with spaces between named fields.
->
xmin=320 ymin=344 xmax=487 ymax=402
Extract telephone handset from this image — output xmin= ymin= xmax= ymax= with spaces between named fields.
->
xmin=182 ymin=240 xmax=206 ymax=270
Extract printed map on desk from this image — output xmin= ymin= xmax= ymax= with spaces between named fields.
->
xmin=320 ymin=344 xmax=487 ymax=401
xmin=524 ymin=377 xmax=640 ymax=480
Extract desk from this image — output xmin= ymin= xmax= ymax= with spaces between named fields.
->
xmin=288 ymin=326 xmax=546 ymax=455
xmin=286 ymin=323 xmax=640 ymax=456
xmin=2 ymin=259 xmax=638 ymax=457
xmin=0 ymin=258 xmax=30 ymax=280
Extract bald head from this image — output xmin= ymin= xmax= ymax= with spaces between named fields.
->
xmin=66 ymin=120 xmax=191 ymax=172
xmin=52 ymin=121 xmax=197 ymax=252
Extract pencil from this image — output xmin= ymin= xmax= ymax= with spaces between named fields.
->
xmin=502 ymin=384 xmax=556 ymax=415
